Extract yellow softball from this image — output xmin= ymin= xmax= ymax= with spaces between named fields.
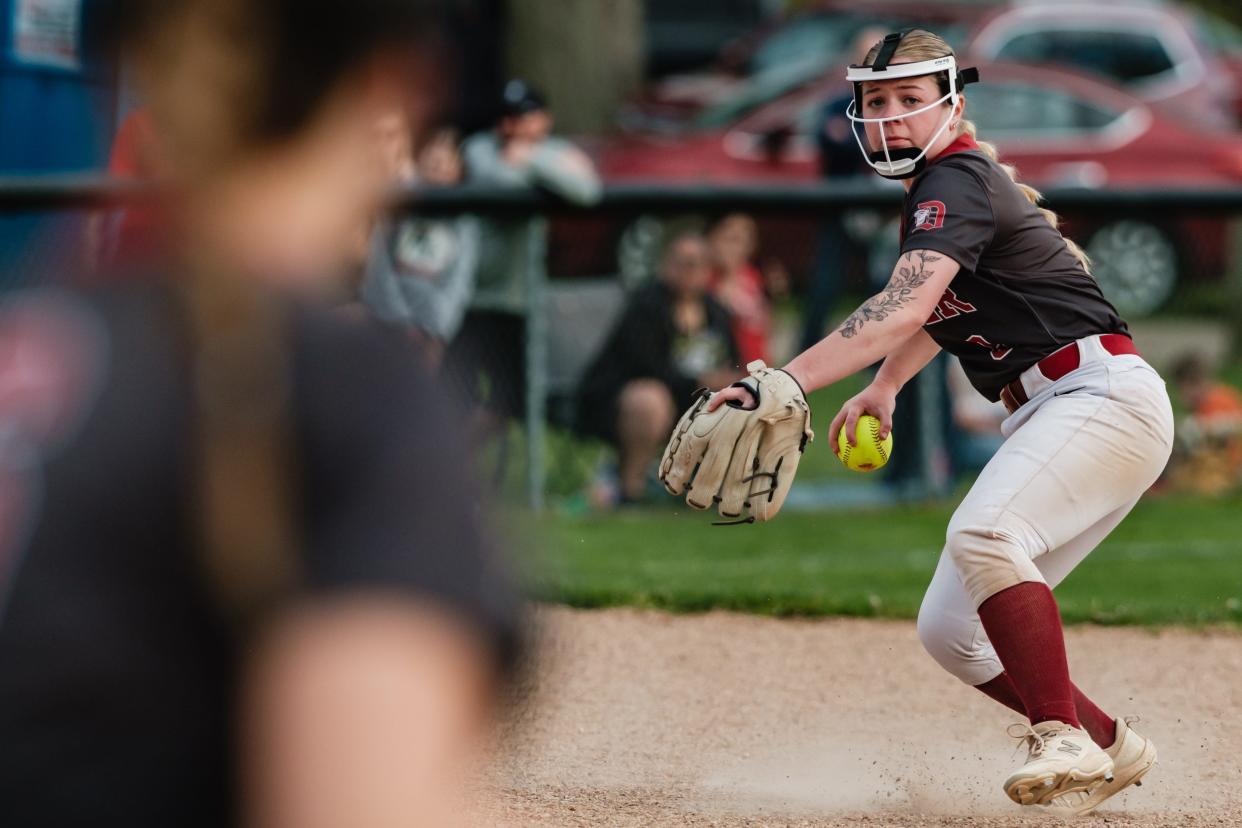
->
xmin=837 ymin=414 xmax=893 ymax=472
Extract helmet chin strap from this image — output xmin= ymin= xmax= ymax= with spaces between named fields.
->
xmin=848 ymin=97 xmax=958 ymax=180
xmin=844 ymin=40 xmax=979 ymax=180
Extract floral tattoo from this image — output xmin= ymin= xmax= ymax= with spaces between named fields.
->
xmin=838 ymin=250 xmax=942 ymax=339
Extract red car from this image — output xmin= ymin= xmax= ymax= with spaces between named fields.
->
xmin=621 ymin=1 xmax=992 ymax=133
xmin=557 ymin=61 xmax=1242 ymax=316
xmin=626 ymin=0 xmax=1242 ymax=131
xmin=966 ymin=0 xmax=1242 ymax=128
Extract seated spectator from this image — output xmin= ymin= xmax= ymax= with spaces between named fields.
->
xmin=706 ymin=213 xmax=782 ymax=366
xmin=1167 ymin=352 xmax=1242 ymax=494
xmin=576 ymin=232 xmax=741 ymax=504
xmin=361 ymin=126 xmax=479 ymax=371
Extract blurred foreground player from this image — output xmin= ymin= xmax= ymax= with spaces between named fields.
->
xmin=0 ymin=2 xmax=521 ymax=827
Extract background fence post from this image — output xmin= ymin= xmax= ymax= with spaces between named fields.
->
xmin=524 ymin=218 xmax=549 ymax=511
xmin=915 ymin=356 xmax=951 ymax=499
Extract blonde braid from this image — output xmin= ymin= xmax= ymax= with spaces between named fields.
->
xmin=959 ymin=120 xmax=1091 ymax=273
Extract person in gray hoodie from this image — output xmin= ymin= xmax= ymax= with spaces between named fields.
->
xmin=446 ymin=80 xmax=601 ymax=421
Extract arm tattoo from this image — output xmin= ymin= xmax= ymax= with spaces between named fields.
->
xmin=837 ymin=250 xmax=943 ymax=339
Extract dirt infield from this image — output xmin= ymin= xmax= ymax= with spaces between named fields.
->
xmin=476 ymin=606 xmax=1242 ymax=827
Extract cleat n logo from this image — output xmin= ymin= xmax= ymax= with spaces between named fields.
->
xmin=1057 ymin=741 xmax=1083 ymax=756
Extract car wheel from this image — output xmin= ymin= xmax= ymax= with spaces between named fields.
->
xmin=1085 ymin=221 xmax=1178 ymax=317
xmin=616 ymin=215 xmax=666 ymax=289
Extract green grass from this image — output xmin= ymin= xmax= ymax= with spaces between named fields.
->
xmin=481 ymin=357 xmax=874 ymax=503
xmin=501 ymin=305 xmax=1242 ymax=628
xmin=524 ymin=493 xmax=1242 ymax=627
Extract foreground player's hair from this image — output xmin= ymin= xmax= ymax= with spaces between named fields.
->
xmin=98 ymin=0 xmax=446 ymax=169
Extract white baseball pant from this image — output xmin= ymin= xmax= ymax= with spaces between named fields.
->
xmin=917 ymin=341 xmax=1174 ymax=686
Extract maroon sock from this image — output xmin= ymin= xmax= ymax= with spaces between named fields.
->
xmin=974 ymin=672 xmax=1026 ymax=716
xmin=976 ymin=582 xmax=1080 ymax=727
xmin=975 ymin=671 xmax=1117 ymax=747
xmin=1072 ymin=685 xmax=1117 ymax=748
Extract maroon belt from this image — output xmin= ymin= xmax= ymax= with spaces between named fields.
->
xmin=999 ymin=333 xmax=1139 ymax=415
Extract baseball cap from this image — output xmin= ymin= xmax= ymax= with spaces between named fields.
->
xmin=499 ymin=79 xmax=547 ymax=117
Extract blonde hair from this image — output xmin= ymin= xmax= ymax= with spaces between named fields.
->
xmin=863 ymin=30 xmax=1091 ymax=273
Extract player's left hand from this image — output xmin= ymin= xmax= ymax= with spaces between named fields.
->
xmin=660 ymin=360 xmax=813 ymax=523
xmin=829 ymin=379 xmax=897 ymax=456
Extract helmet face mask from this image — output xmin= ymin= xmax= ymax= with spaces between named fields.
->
xmin=845 ymin=32 xmax=979 ymax=180
xmin=847 ymin=90 xmax=957 ymax=180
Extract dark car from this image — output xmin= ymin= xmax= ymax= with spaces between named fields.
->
xmin=643 ymin=0 xmax=769 ymax=77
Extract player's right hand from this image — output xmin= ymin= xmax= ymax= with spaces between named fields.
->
xmin=829 ymin=380 xmax=897 ymax=456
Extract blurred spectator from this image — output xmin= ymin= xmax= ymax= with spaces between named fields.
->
xmin=882 ymin=355 xmax=1007 ymax=495
xmin=419 ymin=126 xmax=465 ymax=183
xmin=107 ymin=104 xmax=168 ymax=181
xmin=85 ymin=104 xmax=171 ymax=276
xmin=372 ymin=108 xmax=418 ymax=183
xmin=0 ymin=3 xmax=521 ymax=828
xmin=1167 ymin=352 xmax=1242 ymax=494
xmin=462 ymin=79 xmax=601 ymax=207
xmin=361 ymin=124 xmax=479 ymax=371
xmin=945 ymin=355 xmax=1006 ymax=475
xmin=445 ymin=79 xmax=601 ymax=427
xmin=576 ymin=232 xmax=741 ymax=504
xmin=800 ymin=27 xmax=890 ymax=352
xmin=340 ymin=109 xmax=422 ymax=298
xmin=707 ymin=212 xmax=783 ymax=366
xmin=1173 ymin=353 xmax=1242 ymax=430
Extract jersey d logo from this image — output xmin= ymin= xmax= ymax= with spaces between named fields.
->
xmin=912 ymin=200 xmax=946 ymax=231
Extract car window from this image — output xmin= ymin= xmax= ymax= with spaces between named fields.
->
xmin=752 ymin=17 xmax=971 ymax=76
xmin=694 ymin=65 xmax=828 ymax=129
xmin=750 ymin=17 xmax=851 ymax=76
xmin=696 ymin=17 xmax=970 ymax=131
xmin=788 ymin=82 xmax=1121 ymax=139
xmin=993 ymin=29 xmax=1176 ymax=84
xmin=1193 ymin=11 xmax=1242 ymax=56
xmin=965 ymin=83 xmax=1120 ymax=134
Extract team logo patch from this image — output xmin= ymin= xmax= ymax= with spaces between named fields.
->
xmin=912 ymin=200 xmax=946 ymax=231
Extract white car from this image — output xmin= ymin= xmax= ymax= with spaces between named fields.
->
xmin=967 ymin=0 xmax=1241 ymax=129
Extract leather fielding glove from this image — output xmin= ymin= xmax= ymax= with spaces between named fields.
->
xmin=659 ymin=360 xmax=813 ymax=523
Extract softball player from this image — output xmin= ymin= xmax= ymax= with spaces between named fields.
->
xmin=708 ymin=29 xmax=1173 ymax=813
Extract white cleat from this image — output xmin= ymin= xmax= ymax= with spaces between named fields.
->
xmin=1003 ymin=720 xmax=1115 ymax=806
xmin=1042 ymin=717 xmax=1157 ymax=816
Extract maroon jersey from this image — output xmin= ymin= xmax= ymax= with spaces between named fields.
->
xmin=900 ymin=134 xmax=1128 ymax=401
